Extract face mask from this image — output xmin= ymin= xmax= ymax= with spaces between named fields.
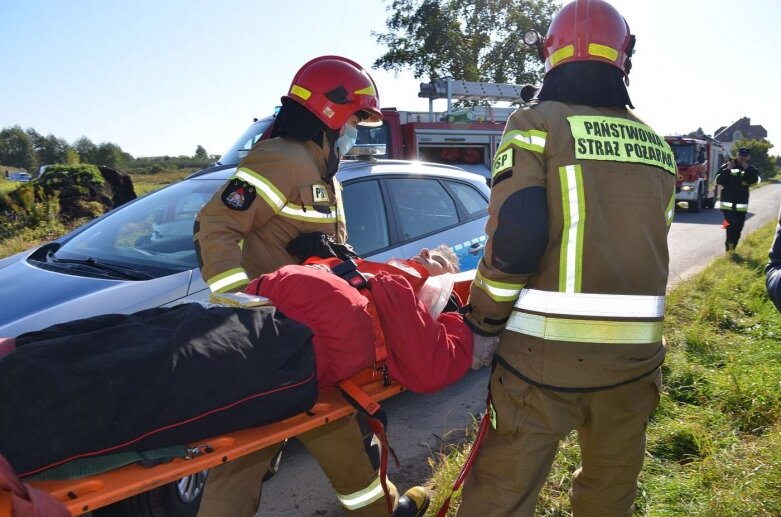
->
xmin=335 ymin=123 xmax=358 ymax=157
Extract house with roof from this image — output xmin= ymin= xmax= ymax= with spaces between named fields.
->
xmin=713 ymin=117 xmax=767 ymax=153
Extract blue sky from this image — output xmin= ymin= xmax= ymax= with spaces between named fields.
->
xmin=1 ymin=0 xmax=780 ymax=158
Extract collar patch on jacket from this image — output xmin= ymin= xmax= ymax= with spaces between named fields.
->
xmin=222 ymin=179 xmax=256 ymax=211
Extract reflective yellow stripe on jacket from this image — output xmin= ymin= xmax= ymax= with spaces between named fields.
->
xmin=280 ymin=203 xmax=338 ymax=223
xmin=506 ymin=313 xmax=664 ymax=344
xmin=496 ymin=129 xmax=547 ymax=155
xmin=492 ymin=129 xmax=547 ymax=179
xmin=237 ymin=167 xmax=339 ymax=222
xmin=507 ymin=289 xmax=665 ymax=344
xmin=559 ymin=165 xmax=586 ymax=293
xmin=207 ymin=267 xmax=250 ymax=293
xmin=235 ymin=167 xmax=286 ymax=212
xmin=474 ymin=270 xmax=524 ymax=303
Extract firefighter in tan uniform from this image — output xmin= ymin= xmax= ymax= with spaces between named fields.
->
xmin=194 ymin=56 xmax=428 ymax=517
xmin=458 ymin=2 xmax=676 ymax=516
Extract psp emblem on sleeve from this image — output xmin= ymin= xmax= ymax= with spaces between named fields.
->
xmin=493 ymin=148 xmax=513 ymax=176
xmin=221 ymin=179 xmax=256 ymax=211
xmin=312 ymin=184 xmax=329 ymax=203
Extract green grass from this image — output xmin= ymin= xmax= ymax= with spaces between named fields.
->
xmin=426 ymin=220 xmax=781 ymax=516
xmin=0 ymin=220 xmax=80 ymax=258
xmin=0 ymin=178 xmax=21 ymax=194
xmin=129 ymin=169 xmax=190 ymax=197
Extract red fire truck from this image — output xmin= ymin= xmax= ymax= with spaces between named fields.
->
xmin=664 ymin=135 xmax=727 ymax=212
xmin=353 ymin=78 xmax=537 ymax=181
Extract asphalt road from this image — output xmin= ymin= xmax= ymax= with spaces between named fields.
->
xmin=258 ymin=182 xmax=781 ymax=517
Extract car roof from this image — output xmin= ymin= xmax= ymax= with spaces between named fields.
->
xmin=188 ymin=158 xmax=488 ymax=186
xmin=337 ymin=159 xmax=486 ymax=183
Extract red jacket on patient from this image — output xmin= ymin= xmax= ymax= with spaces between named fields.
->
xmin=244 ymin=261 xmax=473 ymax=393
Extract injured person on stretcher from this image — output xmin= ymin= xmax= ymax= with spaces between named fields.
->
xmin=246 ymin=244 xmax=474 ymax=392
xmin=0 ymin=245 xmax=473 ymax=480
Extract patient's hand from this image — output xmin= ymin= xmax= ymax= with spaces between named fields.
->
xmin=471 ymin=333 xmax=500 ymax=369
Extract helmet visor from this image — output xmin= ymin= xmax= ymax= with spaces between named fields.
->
xmin=357 ymin=108 xmax=383 ymax=127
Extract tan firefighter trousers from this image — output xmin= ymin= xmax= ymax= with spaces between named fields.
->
xmin=198 ymin=414 xmax=398 ymax=516
xmin=457 ymin=363 xmax=662 ymax=517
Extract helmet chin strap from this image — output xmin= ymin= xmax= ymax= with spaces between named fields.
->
xmin=623 ymin=34 xmax=636 ymax=86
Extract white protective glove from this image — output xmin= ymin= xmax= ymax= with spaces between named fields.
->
xmin=471 ymin=333 xmax=500 ymax=370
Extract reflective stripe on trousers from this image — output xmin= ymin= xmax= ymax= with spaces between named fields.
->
xmin=719 ymin=201 xmax=748 ymax=212
xmin=336 ymin=476 xmax=386 ymax=510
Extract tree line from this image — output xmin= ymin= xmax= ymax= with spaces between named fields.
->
xmin=0 ymin=126 xmax=216 ymax=175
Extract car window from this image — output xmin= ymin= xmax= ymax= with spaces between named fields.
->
xmin=57 ymin=179 xmax=223 ymax=275
xmin=386 ymin=178 xmax=459 ymax=241
xmin=217 ymin=117 xmax=274 ymax=166
xmin=342 ymin=180 xmax=390 ymax=256
xmin=445 ymin=180 xmax=488 ymax=218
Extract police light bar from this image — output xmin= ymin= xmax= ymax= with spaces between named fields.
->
xmin=343 ymin=144 xmax=387 ymax=157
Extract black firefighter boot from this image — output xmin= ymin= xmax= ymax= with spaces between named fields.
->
xmin=392 ymin=486 xmax=430 ymax=517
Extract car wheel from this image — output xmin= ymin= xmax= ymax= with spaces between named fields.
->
xmin=92 ymin=471 xmax=208 ymax=517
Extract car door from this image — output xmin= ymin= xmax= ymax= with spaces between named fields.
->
xmin=342 ymin=173 xmax=488 ymax=269
xmin=429 ymin=179 xmax=489 ymax=270
xmin=387 ymin=176 xmax=487 ymax=271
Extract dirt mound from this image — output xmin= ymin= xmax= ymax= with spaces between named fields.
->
xmin=0 ymin=164 xmax=137 ymax=222
xmin=39 ymin=164 xmax=137 ymax=220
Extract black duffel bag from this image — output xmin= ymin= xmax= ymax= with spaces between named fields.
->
xmin=0 ymin=303 xmax=317 ymax=477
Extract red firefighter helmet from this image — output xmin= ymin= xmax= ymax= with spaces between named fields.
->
xmin=543 ymin=0 xmax=636 ymax=76
xmin=283 ymin=55 xmax=383 ymax=131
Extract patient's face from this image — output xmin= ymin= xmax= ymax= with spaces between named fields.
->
xmin=410 ymin=248 xmax=456 ymax=276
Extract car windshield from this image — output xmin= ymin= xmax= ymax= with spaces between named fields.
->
xmin=216 ymin=116 xmax=274 ymax=166
xmin=53 ymin=178 xmax=225 ymax=277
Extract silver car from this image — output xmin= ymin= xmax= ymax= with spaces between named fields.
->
xmin=0 ymin=159 xmax=488 ymax=338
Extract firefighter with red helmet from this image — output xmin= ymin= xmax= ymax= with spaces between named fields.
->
xmin=194 ymin=56 xmax=428 ymax=517
xmin=457 ymin=1 xmax=676 ymax=515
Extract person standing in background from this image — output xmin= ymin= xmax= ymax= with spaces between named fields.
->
xmin=717 ymin=146 xmax=760 ymax=252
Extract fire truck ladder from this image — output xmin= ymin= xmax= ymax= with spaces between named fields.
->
xmin=418 ymin=78 xmax=537 ymax=121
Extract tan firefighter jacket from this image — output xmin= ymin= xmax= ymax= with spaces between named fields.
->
xmin=467 ymin=101 xmax=677 ymax=390
xmin=194 ymin=136 xmax=346 ymax=293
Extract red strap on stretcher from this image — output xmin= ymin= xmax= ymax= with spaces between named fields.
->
xmin=337 ymin=378 xmax=398 ymax=515
xmin=362 ymin=289 xmax=389 ymax=365
xmin=435 ymin=393 xmax=492 ymax=517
